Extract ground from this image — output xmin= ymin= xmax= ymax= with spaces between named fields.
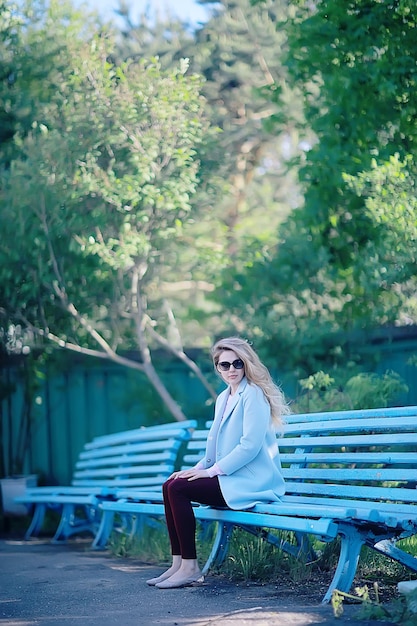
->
xmin=213 ymin=569 xmax=399 ymax=606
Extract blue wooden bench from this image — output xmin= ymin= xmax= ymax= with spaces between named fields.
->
xmin=15 ymin=420 xmax=196 ymax=544
xmin=93 ymin=406 xmax=417 ymax=603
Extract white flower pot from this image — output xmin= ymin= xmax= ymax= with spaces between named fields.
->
xmin=0 ymin=474 xmax=38 ymax=516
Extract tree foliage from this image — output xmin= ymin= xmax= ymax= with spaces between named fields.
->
xmin=226 ymin=0 xmax=417 ymax=373
xmin=0 ymin=1 xmax=215 ymax=420
xmin=285 ymin=0 xmax=417 ymax=265
xmin=2 ymin=0 xmax=417 ymax=411
xmin=110 ymin=0 xmax=302 ymax=345
xmin=185 ymin=0 xmax=301 ymax=258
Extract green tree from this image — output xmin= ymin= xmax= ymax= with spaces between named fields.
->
xmin=0 ymin=0 xmax=21 ymax=157
xmin=0 ymin=0 xmax=101 ymax=165
xmin=186 ymin=0 xmax=297 ymax=253
xmin=0 ymin=1 xmax=216 ymax=421
xmin=114 ymin=0 xmax=303 ymax=344
xmin=283 ymin=0 xmax=417 ymax=272
xmin=223 ymin=0 xmax=417 ymax=373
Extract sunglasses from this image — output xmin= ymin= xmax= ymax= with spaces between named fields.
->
xmin=217 ymin=359 xmax=244 ymax=372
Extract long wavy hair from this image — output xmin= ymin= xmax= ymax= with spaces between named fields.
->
xmin=211 ymin=336 xmax=290 ymax=429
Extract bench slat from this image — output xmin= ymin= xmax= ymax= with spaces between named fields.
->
xmin=16 ymin=420 xmax=196 ymax=543
xmin=73 ymin=463 xmax=174 ymax=479
xmin=71 ymin=476 xmax=171 ymax=488
xmin=284 ymin=406 xmax=417 ymax=423
xmin=285 ymin=415 xmax=417 ymax=435
xmin=79 ymin=437 xmax=180 ymax=460
xmin=281 ymin=432 xmax=417 ymax=447
xmin=284 ymin=480 xmax=417 ymax=503
xmin=280 ymin=451 xmax=416 ymax=464
xmin=281 ymin=494 xmax=417 ymax=517
xmin=85 ymin=420 xmax=197 ymax=448
xmin=282 ymin=467 xmax=416 ymax=481
xmin=76 ymin=451 xmax=177 ymax=470
xmin=99 ymin=499 xmax=339 ymax=540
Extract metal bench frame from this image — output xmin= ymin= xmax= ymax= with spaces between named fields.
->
xmin=94 ymin=406 xmax=417 ymax=603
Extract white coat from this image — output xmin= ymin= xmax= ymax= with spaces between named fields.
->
xmin=200 ymin=377 xmax=285 ymax=509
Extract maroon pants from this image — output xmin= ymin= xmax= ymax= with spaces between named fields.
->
xmin=162 ymin=477 xmax=227 ymax=559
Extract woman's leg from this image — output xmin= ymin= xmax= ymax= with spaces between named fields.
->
xmin=162 ymin=477 xmax=182 ymax=556
xmin=155 ymin=477 xmax=227 ymax=588
xmin=165 ymin=477 xmax=226 ymax=559
xmin=146 ymin=479 xmax=183 ymax=585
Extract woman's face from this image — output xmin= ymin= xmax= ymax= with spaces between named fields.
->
xmin=217 ymin=349 xmax=245 ymax=391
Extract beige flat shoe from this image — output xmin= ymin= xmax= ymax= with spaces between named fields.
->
xmin=146 ymin=572 xmax=176 ymax=586
xmin=155 ymin=573 xmax=204 ymax=589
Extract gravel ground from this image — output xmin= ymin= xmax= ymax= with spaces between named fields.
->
xmin=0 ymin=538 xmax=398 ymax=626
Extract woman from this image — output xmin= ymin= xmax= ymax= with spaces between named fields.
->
xmin=147 ymin=336 xmax=290 ymax=589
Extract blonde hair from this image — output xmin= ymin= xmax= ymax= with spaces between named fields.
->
xmin=211 ymin=336 xmax=290 ymax=429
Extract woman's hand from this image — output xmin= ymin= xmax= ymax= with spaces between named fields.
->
xmin=169 ymin=468 xmax=210 ymax=481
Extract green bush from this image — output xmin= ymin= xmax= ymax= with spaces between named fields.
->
xmin=291 ymin=369 xmax=408 ymax=414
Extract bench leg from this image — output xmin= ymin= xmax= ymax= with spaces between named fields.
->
xmin=369 ymin=537 xmax=417 ymax=573
xmin=130 ymin=512 xmax=159 ymax=538
xmin=92 ymin=510 xmax=158 ymax=550
xmin=23 ymin=503 xmax=48 ymax=540
xmin=132 ymin=513 xmax=165 ymax=536
xmin=235 ymin=525 xmax=317 ymax=562
xmin=323 ymin=527 xmax=417 ymax=604
xmin=322 ymin=526 xmax=364 ymax=604
xmin=202 ymin=522 xmax=234 ymax=574
xmin=292 ymin=532 xmax=317 ymax=562
xmin=51 ymin=504 xmax=99 ymax=543
xmin=201 ymin=523 xmax=319 ymax=577
xmin=91 ymin=510 xmax=115 ymax=550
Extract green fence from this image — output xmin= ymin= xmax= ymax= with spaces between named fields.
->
xmin=0 ymin=352 xmax=216 ymax=485
xmin=1 ymin=330 xmax=417 ymax=486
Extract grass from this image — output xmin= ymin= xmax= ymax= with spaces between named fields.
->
xmin=109 ymin=522 xmax=417 ymax=593
xmin=331 ymin=584 xmax=417 ymax=625
xmin=108 ymin=516 xmax=172 ymax=561
xmin=220 ymin=527 xmax=317 ymax=583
